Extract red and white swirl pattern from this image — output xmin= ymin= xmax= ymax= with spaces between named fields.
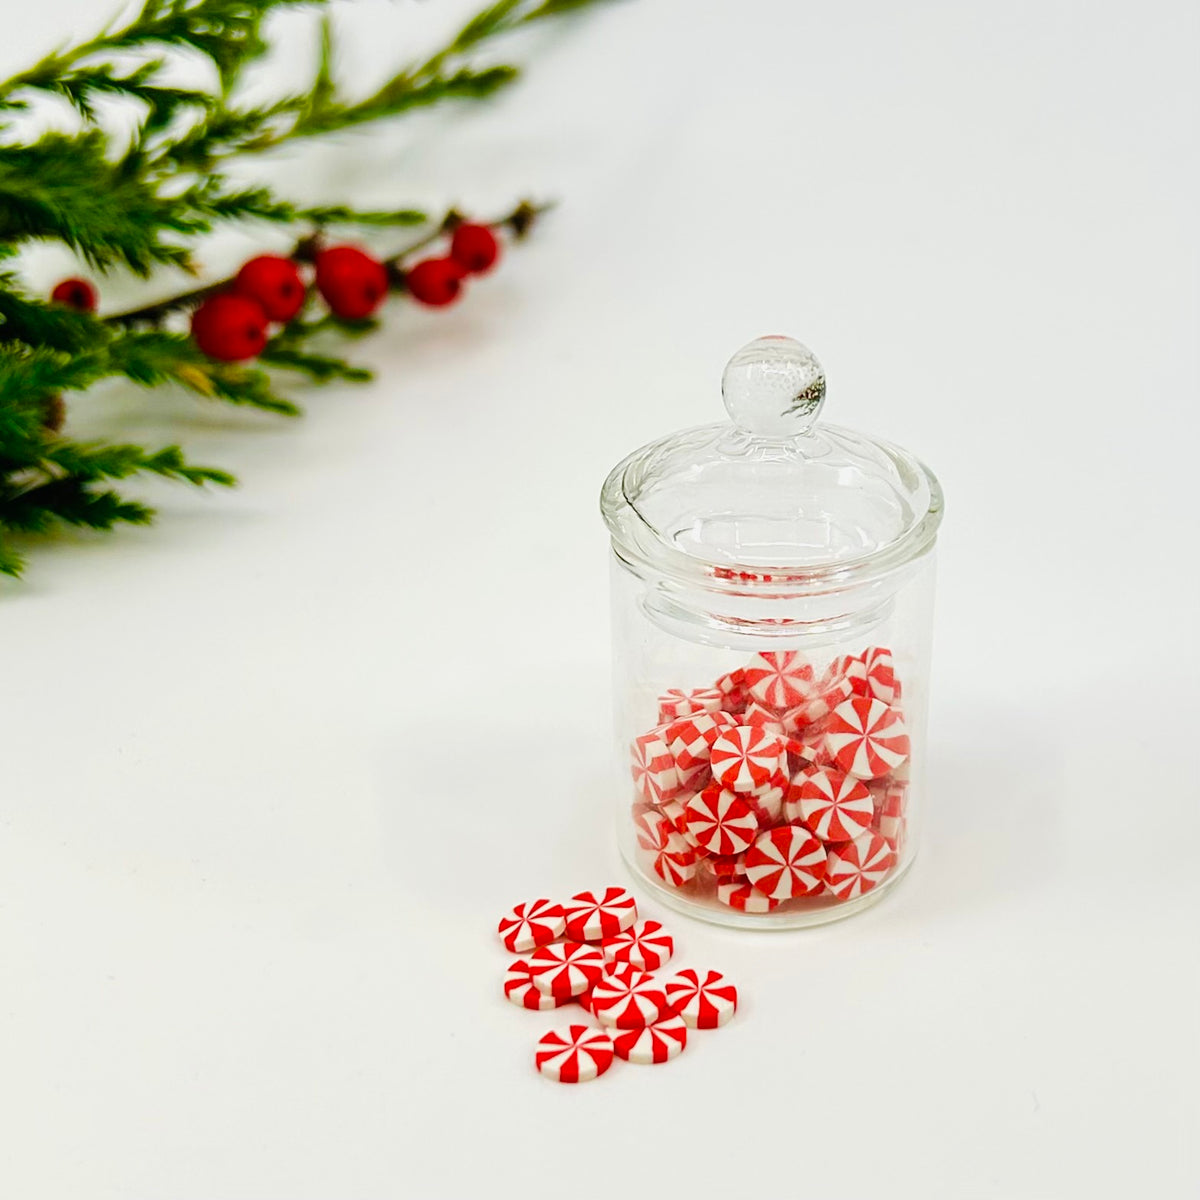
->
xmin=612 ymin=1015 xmax=689 ymax=1064
xmin=716 ymin=880 xmax=779 ymax=912
xmin=535 ymin=1024 xmax=615 ymax=1083
xmin=527 ymin=941 xmax=607 ymax=998
xmin=589 ymin=964 xmax=672 ymax=1029
xmin=710 ymin=725 xmax=787 ymax=793
xmin=663 ymin=968 xmax=738 ymax=1029
xmin=861 ymin=646 xmax=898 ymax=703
xmin=497 ymin=898 xmax=566 ymax=954
xmin=742 ymin=700 xmax=787 ymax=735
xmin=743 ymin=824 xmax=827 ymax=899
xmin=563 ymin=887 xmax=638 ymax=942
xmin=630 ymin=727 xmax=680 ymax=805
xmin=601 ymin=919 xmax=674 ymax=972
xmin=657 ymin=687 xmax=723 ymax=724
xmin=824 ymin=697 xmax=910 ymax=780
xmin=743 ymin=650 xmax=815 ymax=710
xmin=682 ymin=786 xmax=759 ymax=857
xmin=666 ymin=710 xmax=738 ymax=772
xmin=796 ymin=767 xmax=875 ymax=843
xmin=504 ymin=958 xmax=572 ymax=1011
xmin=825 ymin=833 xmax=896 ymax=899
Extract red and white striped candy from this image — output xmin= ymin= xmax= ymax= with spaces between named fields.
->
xmin=653 ymin=832 xmax=698 ymax=887
xmin=716 ymin=880 xmax=779 ymax=913
xmin=824 ymin=697 xmax=910 ymax=780
xmin=796 ymin=767 xmax=875 ymax=843
xmin=743 ymin=650 xmax=815 ymax=710
xmin=825 ymin=832 xmax=896 ymax=899
xmin=683 ymin=786 xmax=760 ymax=856
xmin=527 ymin=940 xmax=607 ymax=998
xmin=497 ymin=899 xmax=566 ymax=954
xmin=663 ymin=968 xmax=738 ymax=1028
xmin=657 ymin=687 xmax=724 ymax=724
xmin=701 ymin=853 xmax=747 ymax=884
xmin=601 ymin=919 xmax=674 ymax=972
xmin=535 ymin=1024 xmax=615 ymax=1083
xmin=504 ymin=958 xmax=572 ymax=1011
xmin=743 ymin=700 xmax=786 ymax=735
xmin=786 ymin=733 xmax=829 ymax=771
xmin=745 ymin=775 xmax=785 ymax=826
xmin=783 ymin=663 xmax=855 ymax=728
xmin=659 ymin=797 xmax=688 ymax=834
xmin=713 ymin=668 xmax=747 ymax=712
xmin=631 ymin=727 xmax=680 ymax=805
xmin=563 ymin=887 xmax=638 ymax=941
xmin=781 ymin=767 xmax=816 ymax=825
xmin=872 ymin=781 xmax=907 ymax=846
xmin=634 ymin=807 xmax=673 ymax=853
xmin=612 ymin=1015 xmax=689 ymax=1064
xmin=666 ymin=711 xmax=738 ymax=771
xmin=834 ymin=652 xmax=869 ymax=695
xmin=710 ymin=725 xmax=787 ymax=793
xmin=590 ymin=964 xmax=673 ymax=1029
xmin=861 ymin=646 xmax=898 ymax=704
xmin=743 ymin=824 xmax=827 ymax=898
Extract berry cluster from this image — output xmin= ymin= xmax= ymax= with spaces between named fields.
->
xmin=48 ymin=221 xmax=502 ymax=364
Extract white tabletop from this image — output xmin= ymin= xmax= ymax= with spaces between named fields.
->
xmin=3 ymin=2 xmax=1197 ymax=1197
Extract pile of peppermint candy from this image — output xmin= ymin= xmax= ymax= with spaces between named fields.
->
xmin=630 ymin=647 xmax=911 ymax=915
xmin=499 ymin=887 xmax=738 ymax=1083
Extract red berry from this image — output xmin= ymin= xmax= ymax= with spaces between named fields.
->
xmin=234 ymin=254 xmax=307 ymax=322
xmin=449 ymin=223 xmax=500 ymax=274
xmin=314 ymin=246 xmax=390 ymax=320
xmin=190 ymin=293 xmax=269 ymax=362
xmin=405 ymin=257 xmax=466 ymax=307
xmin=51 ymin=278 xmax=97 ymax=312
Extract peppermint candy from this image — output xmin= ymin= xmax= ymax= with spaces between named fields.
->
xmin=743 ymin=650 xmax=815 ymax=710
xmin=601 ymin=919 xmax=674 ymax=972
xmin=497 ymin=899 xmax=566 ymax=953
xmin=716 ymin=880 xmax=780 ymax=913
xmin=657 ymin=687 xmax=723 ymax=724
xmin=713 ymin=668 xmax=747 ymax=712
xmin=682 ymin=786 xmax=760 ymax=857
xmin=663 ymin=968 xmax=738 ymax=1029
xmin=742 ymin=700 xmax=787 ymax=735
xmin=861 ymin=646 xmax=898 ymax=704
xmin=504 ymin=958 xmax=572 ymax=1011
xmin=630 ymin=727 xmax=680 ymax=805
xmin=825 ymin=833 xmax=896 ymax=899
xmin=743 ymin=824 xmax=827 ymax=899
xmin=612 ymin=1015 xmax=689 ymax=1064
xmin=563 ymin=887 xmax=638 ymax=942
xmin=710 ymin=725 xmax=787 ymax=793
xmin=872 ymin=781 xmax=907 ymax=847
xmin=700 ymin=852 xmax=747 ymax=884
xmin=589 ymin=964 xmax=673 ymax=1029
xmin=824 ymin=697 xmax=910 ymax=780
xmin=535 ymin=1024 xmax=615 ymax=1083
xmin=527 ymin=941 xmax=607 ymax=999
xmin=796 ymin=767 xmax=875 ymax=843
xmin=666 ymin=710 xmax=738 ymax=772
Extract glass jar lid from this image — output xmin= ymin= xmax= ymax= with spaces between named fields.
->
xmin=600 ymin=336 xmax=944 ymax=592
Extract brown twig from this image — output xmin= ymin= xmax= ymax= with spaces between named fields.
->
xmin=104 ymin=200 xmax=555 ymax=327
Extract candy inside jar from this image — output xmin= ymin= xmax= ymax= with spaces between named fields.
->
xmin=601 ymin=336 xmax=943 ymax=929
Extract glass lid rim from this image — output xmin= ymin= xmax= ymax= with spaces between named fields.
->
xmin=600 ymin=420 xmax=945 ymax=590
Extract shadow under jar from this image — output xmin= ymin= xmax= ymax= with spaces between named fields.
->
xmin=600 ymin=336 xmax=944 ymax=929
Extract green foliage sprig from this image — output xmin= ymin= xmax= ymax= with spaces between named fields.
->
xmin=0 ymin=0 xmax=612 ymax=578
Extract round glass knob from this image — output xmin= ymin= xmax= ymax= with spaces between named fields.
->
xmin=721 ymin=335 xmax=826 ymax=437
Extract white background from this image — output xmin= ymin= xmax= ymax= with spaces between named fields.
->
xmin=2 ymin=1 xmax=1197 ymax=1196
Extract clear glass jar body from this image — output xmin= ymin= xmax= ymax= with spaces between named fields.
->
xmin=611 ymin=549 xmax=937 ymax=929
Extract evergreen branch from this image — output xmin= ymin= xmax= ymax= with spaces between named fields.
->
xmin=258 ymin=345 xmax=371 ymax=382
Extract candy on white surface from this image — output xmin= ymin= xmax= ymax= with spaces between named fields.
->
xmin=527 ymin=941 xmax=607 ymax=998
xmin=563 ymin=887 xmax=638 ymax=942
xmin=497 ymin=899 xmax=566 ymax=954
xmin=601 ymin=919 xmax=674 ymax=972
xmin=535 ymin=1023 xmax=615 ymax=1083
xmin=504 ymin=959 xmax=572 ymax=1011
xmin=612 ymin=1015 xmax=689 ymax=1064
xmin=663 ymin=968 xmax=738 ymax=1029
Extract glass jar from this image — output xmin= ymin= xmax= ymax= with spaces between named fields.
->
xmin=600 ymin=336 xmax=944 ymax=928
